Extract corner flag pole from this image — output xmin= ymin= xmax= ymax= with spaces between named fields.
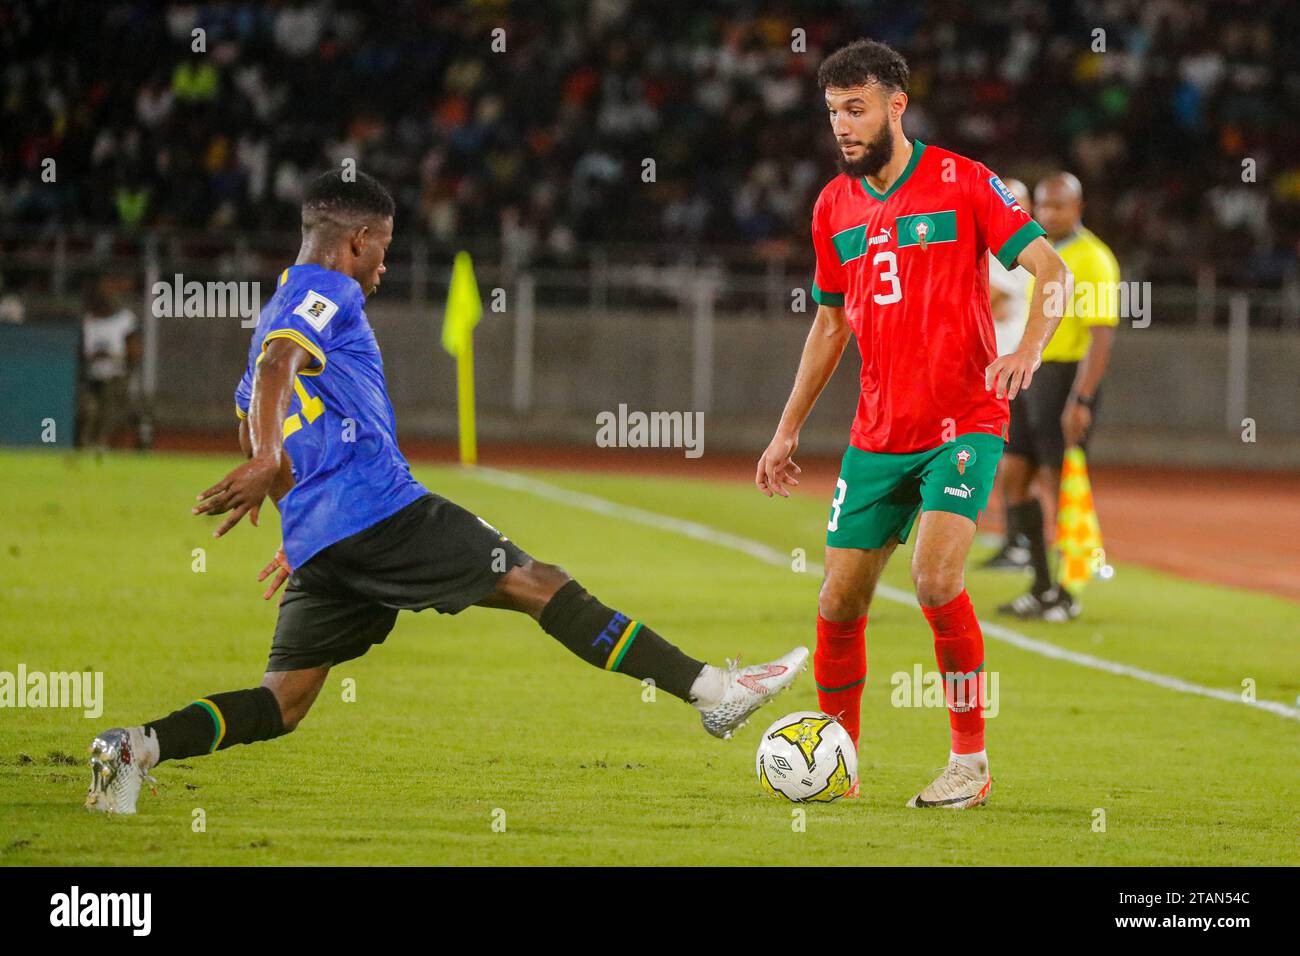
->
xmin=456 ymin=325 xmax=477 ymax=466
xmin=441 ymin=251 xmax=482 ymax=466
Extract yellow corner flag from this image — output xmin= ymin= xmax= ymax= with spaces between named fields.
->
xmin=442 ymin=251 xmax=482 ymax=466
xmin=1056 ymin=447 xmax=1104 ymax=595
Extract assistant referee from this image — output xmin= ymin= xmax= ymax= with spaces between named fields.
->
xmin=998 ymin=172 xmax=1119 ymax=622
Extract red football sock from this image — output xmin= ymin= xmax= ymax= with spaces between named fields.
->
xmin=814 ymin=614 xmax=867 ymax=745
xmin=921 ymin=590 xmax=985 ymax=754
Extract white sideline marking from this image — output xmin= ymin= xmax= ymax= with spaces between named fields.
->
xmin=472 ymin=467 xmax=1300 ymax=723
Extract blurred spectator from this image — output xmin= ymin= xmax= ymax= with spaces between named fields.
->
xmin=0 ymin=273 xmax=25 ymax=324
xmin=78 ymin=281 xmax=140 ymax=450
xmin=0 ymin=0 xmax=1296 ymax=281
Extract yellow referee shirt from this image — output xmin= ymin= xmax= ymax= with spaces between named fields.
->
xmin=1035 ymin=226 xmax=1121 ymax=363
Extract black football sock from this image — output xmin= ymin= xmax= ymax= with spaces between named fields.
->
xmin=1001 ymin=498 xmax=1024 ymax=551
xmin=538 ymin=580 xmax=706 ymax=701
xmin=1012 ymin=499 xmax=1052 ymax=595
xmin=146 ymin=687 xmax=286 ymax=763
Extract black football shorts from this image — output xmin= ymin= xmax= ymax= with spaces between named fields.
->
xmin=1006 ymin=359 xmax=1100 ymax=468
xmin=266 ymin=493 xmax=530 ymax=672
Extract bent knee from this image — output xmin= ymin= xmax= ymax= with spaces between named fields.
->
xmin=818 ymin=580 xmax=869 ymax=622
xmin=519 ymin=560 xmax=571 ymax=590
xmin=911 ymin=568 xmax=964 ymax=608
xmin=507 ymin=559 xmax=573 ymax=602
xmin=496 ymin=559 xmax=573 ymax=618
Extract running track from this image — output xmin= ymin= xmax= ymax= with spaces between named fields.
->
xmin=154 ymin=433 xmax=1300 ymax=604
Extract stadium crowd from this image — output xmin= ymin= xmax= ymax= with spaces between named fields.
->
xmin=1 ymin=0 xmax=1297 ymax=283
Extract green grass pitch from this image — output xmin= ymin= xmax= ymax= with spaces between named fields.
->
xmin=1 ymin=448 xmax=1297 ymax=866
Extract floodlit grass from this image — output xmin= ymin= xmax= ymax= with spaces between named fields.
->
xmin=1 ymin=449 xmax=1296 ymax=865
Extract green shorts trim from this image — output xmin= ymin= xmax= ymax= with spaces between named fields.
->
xmin=826 ymin=433 xmax=1005 ymax=549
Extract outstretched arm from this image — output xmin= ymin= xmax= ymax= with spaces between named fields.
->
xmin=194 ymin=337 xmax=312 ymax=537
xmin=756 ymin=303 xmax=852 ymax=498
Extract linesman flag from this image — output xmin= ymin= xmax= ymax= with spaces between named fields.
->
xmin=441 ymin=251 xmax=482 ymax=466
xmin=1056 ymin=446 xmax=1104 ymax=594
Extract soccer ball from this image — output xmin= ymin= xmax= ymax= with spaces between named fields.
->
xmin=755 ymin=710 xmax=857 ymax=802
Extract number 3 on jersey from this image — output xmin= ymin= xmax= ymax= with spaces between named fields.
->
xmin=873 ymin=250 xmax=901 ymax=305
xmin=828 ymin=477 xmax=848 ymax=531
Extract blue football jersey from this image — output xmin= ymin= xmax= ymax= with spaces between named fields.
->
xmin=235 ymin=264 xmax=428 ymax=568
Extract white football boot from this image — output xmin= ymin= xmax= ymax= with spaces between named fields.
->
xmin=698 ymin=647 xmax=810 ymax=739
xmin=906 ymin=754 xmax=991 ymax=809
xmin=85 ymin=726 xmax=158 ymax=814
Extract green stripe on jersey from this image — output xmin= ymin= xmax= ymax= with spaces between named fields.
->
xmin=812 ymin=283 xmax=845 ymax=306
xmin=896 ymin=210 xmax=957 ymax=248
xmin=860 ymin=140 xmax=927 ymax=202
xmin=831 ymin=224 xmax=869 ymax=266
xmin=995 ymin=220 xmax=1047 ymax=269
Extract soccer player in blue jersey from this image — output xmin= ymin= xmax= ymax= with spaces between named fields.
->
xmin=85 ymin=170 xmax=807 ymax=814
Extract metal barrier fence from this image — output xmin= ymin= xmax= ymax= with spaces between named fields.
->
xmin=3 ymin=228 xmax=1298 ymax=465
xmin=5 ymin=224 xmax=1300 ymax=328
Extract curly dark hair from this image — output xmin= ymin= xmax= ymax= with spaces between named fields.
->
xmin=301 ymin=168 xmax=395 ymax=229
xmin=817 ymin=39 xmax=910 ymax=95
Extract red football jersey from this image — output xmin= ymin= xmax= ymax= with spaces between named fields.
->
xmin=811 ymin=140 xmax=1044 ymax=454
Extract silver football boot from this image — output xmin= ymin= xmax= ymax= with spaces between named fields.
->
xmin=85 ymin=726 xmax=157 ymax=814
xmin=906 ymin=755 xmax=992 ymax=809
xmin=699 ymin=647 xmax=810 ymax=739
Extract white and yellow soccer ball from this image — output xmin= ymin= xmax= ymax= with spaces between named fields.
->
xmin=755 ymin=711 xmax=857 ymax=802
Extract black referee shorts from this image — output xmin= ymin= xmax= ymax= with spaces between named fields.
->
xmin=1006 ymin=360 xmax=1100 ymax=469
xmin=266 ymin=494 xmax=531 ymax=672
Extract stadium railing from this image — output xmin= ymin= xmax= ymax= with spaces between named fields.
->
xmin=3 ymin=227 xmax=1299 ymax=466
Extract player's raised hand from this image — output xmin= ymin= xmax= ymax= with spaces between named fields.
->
xmin=756 ymin=433 xmax=802 ymax=498
xmin=984 ymin=347 xmax=1042 ymax=401
xmin=193 ymin=455 xmax=279 ymax=537
xmin=258 ymin=547 xmax=293 ymax=602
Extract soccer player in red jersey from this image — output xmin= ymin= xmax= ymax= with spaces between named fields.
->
xmin=756 ymin=39 xmax=1071 ymax=808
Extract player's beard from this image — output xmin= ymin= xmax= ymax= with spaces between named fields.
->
xmin=836 ymin=121 xmax=894 ymax=178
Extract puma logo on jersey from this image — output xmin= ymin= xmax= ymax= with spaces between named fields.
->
xmin=943 ymin=483 xmax=976 ymax=499
xmin=868 ymin=226 xmax=893 ymax=247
